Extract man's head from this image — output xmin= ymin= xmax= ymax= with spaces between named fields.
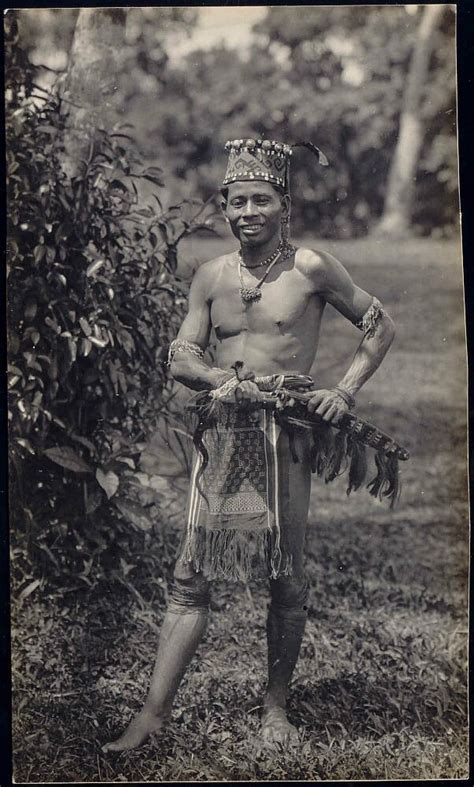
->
xmin=220 ymin=139 xmax=328 ymax=245
xmin=222 ymin=181 xmax=290 ymax=248
xmin=221 ymin=138 xmax=293 ymax=247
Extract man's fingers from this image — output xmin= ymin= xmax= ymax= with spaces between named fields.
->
xmin=332 ymin=408 xmax=347 ymax=425
xmin=322 ymin=404 xmax=339 ymax=422
xmin=315 ymin=400 xmax=332 ymax=417
xmin=306 ymin=394 xmax=324 ymax=413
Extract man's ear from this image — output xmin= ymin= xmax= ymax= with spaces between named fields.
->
xmin=281 ymin=194 xmax=291 ymax=218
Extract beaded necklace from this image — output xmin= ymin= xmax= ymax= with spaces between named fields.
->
xmin=239 ymin=240 xmax=284 ymax=269
xmin=238 ymin=242 xmax=296 ymax=303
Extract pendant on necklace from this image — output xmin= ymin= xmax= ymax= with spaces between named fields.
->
xmin=240 ymin=286 xmax=262 ymax=303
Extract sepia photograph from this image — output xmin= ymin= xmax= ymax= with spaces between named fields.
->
xmin=6 ymin=4 xmax=468 ymax=782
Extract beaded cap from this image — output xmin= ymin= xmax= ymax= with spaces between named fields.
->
xmin=223 ymin=138 xmax=293 ymax=191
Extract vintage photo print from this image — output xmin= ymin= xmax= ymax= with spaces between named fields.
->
xmin=6 ymin=4 xmax=468 ymax=782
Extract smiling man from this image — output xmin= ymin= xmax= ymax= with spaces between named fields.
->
xmin=103 ymin=138 xmax=395 ymax=752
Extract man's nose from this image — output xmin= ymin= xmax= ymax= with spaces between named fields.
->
xmin=243 ymin=200 xmax=258 ymax=216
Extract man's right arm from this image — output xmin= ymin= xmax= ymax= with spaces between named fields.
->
xmin=169 ymin=263 xmax=231 ymax=391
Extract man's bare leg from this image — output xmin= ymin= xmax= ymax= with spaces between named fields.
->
xmin=261 ymin=430 xmax=310 ymax=747
xmin=103 ymin=564 xmax=209 ymax=752
xmin=262 ymin=589 xmax=307 ymax=746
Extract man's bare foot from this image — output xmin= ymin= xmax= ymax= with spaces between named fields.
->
xmin=102 ymin=707 xmax=166 ymax=752
xmin=261 ymin=705 xmax=299 ymax=748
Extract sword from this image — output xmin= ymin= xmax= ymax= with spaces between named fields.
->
xmin=258 ymin=390 xmax=410 ymax=462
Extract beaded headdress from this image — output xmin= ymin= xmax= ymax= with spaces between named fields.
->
xmin=222 ymin=138 xmax=329 ymax=193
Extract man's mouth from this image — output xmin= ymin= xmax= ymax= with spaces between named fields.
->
xmin=241 ymin=224 xmax=263 ymax=235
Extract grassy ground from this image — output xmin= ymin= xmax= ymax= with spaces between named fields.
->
xmin=12 ymin=237 xmax=469 ymax=782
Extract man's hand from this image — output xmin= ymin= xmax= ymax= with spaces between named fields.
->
xmin=235 ymin=379 xmax=265 ymax=404
xmin=306 ymin=389 xmax=349 ymax=423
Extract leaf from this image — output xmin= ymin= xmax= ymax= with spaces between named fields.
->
xmin=44 ymin=446 xmax=92 ymax=474
xmin=24 ymin=299 xmax=37 ymax=321
xmin=89 ymin=336 xmax=107 ymax=348
xmin=152 ymin=193 xmax=163 ymax=212
xmin=96 ymin=468 xmax=119 ymax=499
xmin=133 ymin=472 xmax=150 ymax=487
xmin=189 ymin=223 xmax=218 ymax=234
xmin=16 ymin=438 xmax=35 ymax=455
xmin=34 ymin=245 xmax=46 ymax=264
xmin=116 ymin=456 xmax=136 ymax=469
xmin=44 ymin=316 xmax=61 ymax=334
xmin=36 ymin=125 xmax=57 ymax=135
xmin=110 ymin=132 xmax=134 ymax=141
xmin=113 ymin=498 xmax=153 ymax=531
xmin=18 ymin=579 xmax=41 ymax=603
xmin=141 ymin=174 xmax=165 ymax=187
xmin=79 ymin=338 xmax=92 ymax=356
xmin=149 ymin=475 xmax=172 ymax=493
xmin=86 ymin=258 xmax=106 ymax=277
xmin=8 ymin=364 xmax=23 ymax=376
xmin=79 ymin=317 xmax=92 ymax=336
xmin=70 ymin=433 xmax=96 ymax=453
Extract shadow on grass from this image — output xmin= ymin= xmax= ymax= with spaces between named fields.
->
xmin=291 ymin=670 xmax=466 ymax=741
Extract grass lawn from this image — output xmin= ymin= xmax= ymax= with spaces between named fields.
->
xmin=11 ymin=236 xmax=469 ymax=781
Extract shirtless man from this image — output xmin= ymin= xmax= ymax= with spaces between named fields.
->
xmin=103 ymin=138 xmax=395 ymax=753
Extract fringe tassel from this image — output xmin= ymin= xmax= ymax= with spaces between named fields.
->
xmin=346 ymin=436 xmax=368 ymax=495
xmin=326 ymin=429 xmax=348 ymax=482
xmin=310 ymin=422 xmax=334 ymax=475
xmin=181 ymin=526 xmax=293 ymax=582
xmin=367 ymin=449 xmax=400 ymax=508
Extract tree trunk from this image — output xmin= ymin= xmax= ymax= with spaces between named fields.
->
xmin=59 ymin=8 xmax=127 ymax=178
xmin=373 ymin=5 xmax=445 ymax=238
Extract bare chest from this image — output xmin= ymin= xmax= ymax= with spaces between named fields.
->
xmin=210 ymin=264 xmax=321 ymax=339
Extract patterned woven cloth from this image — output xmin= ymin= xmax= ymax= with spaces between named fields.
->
xmin=180 ymin=405 xmax=292 ymax=582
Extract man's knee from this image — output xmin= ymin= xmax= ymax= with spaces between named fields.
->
xmin=269 ymin=574 xmax=309 ymax=620
xmin=168 ymin=559 xmax=211 ymax=613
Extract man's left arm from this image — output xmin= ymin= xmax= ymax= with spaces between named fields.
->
xmin=307 ymin=250 xmax=396 ymax=422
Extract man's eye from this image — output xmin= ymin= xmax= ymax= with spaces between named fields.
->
xmin=231 ymin=201 xmax=245 ymax=208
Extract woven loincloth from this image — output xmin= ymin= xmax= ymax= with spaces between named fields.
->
xmin=180 ymin=406 xmax=295 ymax=582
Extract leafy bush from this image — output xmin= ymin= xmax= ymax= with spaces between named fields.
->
xmin=6 ymin=14 xmax=216 ymax=594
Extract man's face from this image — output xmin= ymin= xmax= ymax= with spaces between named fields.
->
xmin=223 ymin=181 xmax=289 ymax=247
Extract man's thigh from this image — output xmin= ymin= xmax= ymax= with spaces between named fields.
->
xmin=278 ymin=428 xmax=312 ymax=575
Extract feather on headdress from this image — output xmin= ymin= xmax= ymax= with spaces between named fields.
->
xmin=223 ymin=138 xmax=329 ymax=191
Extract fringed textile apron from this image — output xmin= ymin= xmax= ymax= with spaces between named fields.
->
xmin=180 ymin=406 xmax=301 ymax=582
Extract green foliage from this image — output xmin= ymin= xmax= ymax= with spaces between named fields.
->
xmin=6 ymin=16 xmax=216 ymax=592
xmin=126 ymin=6 xmax=456 ymax=238
xmin=14 ymin=6 xmax=457 ymax=237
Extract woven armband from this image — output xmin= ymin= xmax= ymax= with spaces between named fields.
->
xmin=355 ymin=297 xmax=384 ymax=338
xmin=168 ymin=339 xmax=204 ymax=366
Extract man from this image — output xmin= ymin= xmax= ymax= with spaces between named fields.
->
xmin=103 ymin=137 xmax=395 ymax=752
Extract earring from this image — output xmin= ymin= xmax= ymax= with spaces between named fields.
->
xmin=281 ymin=214 xmax=291 ymax=242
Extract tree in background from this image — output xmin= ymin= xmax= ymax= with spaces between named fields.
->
xmin=13 ymin=6 xmax=458 ymax=237
xmin=59 ymin=8 xmax=127 ymax=179
xmin=374 ymin=5 xmax=449 ymax=237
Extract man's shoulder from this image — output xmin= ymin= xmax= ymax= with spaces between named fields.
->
xmin=193 ymin=252 xmax=234 ymax=280
xmin=296 ymin=246 xmax=337 ymax=282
